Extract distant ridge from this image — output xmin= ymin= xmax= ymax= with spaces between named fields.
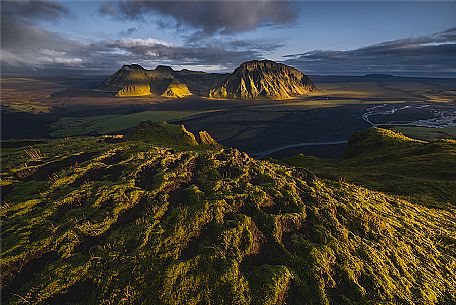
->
xmin=209 ymin=60 xmax=317 ymax=99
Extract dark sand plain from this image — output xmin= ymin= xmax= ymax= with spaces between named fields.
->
xmin=2 ymin=74 xmax=455 ymax=158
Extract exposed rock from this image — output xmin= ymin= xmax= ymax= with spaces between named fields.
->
xmin=100 ymin=60 xmax=316 ymax=99
xmin=209 ymin=60 xmax=317 ymax=99
xmin=100 ymin=64 xmax=226 ymax=98
xmin=161 ymin=82 xmax=192 ymax=98
xmin=116 ymin=84 xmax=151 ymax=97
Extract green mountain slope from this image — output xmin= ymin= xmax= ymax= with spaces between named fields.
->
xmin=1 ymin=126 xmax=455 ymax=305
xmin=284 ymin=128 xmax=456 ymax=209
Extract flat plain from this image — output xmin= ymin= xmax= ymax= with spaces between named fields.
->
xmin=2 ymin=74 xmax=455 ymax=158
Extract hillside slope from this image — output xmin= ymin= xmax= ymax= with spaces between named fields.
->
xmin=284 ymin=128 xmax=456 ymax=208
xmin=209 ymin=60 xmax=317 ymax=99
xmin=1 ymin=126 xmax=454 ymax=305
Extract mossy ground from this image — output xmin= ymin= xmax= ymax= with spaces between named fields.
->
xmin=1 ymin=127 xmax=455 ymax=304
xmin=284 ymin=128 xmax=456 ymax=209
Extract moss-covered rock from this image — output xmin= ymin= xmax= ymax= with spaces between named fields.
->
xmin=1 ymin=126 xmax=454 ymax=305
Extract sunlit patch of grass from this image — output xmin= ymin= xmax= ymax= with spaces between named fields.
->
xmin=3 ymin=101 xmax=53 ymax=114
xmin=391 ymin=125 xmax=456 ymax=140
xmin=24 ymin=146 xmax=44 ymax=160
xmin=49 ymin=110 xmax=216 ymax=137
xmin=1 ymin=125 xmax=455 ymax=304
xmin=284 ymin=127 xmax=456 ymax=208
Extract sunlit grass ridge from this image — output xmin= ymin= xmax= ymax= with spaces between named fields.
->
xmin=1 ymin=125 xmax=454 ymax=304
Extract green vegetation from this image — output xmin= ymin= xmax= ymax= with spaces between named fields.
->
xmin=390 ymin=125 xmax=456 ymax=140
xmin=1 ymin=125 xmax=455 ymax=304
xmin=127 ymin=121 xmax=220 ymax=150
xmin=284 ymin=128 xmax=456 ymax=208
xmin=49 ymin=110 xmax=215 ymax=138
xmin=4 ymin=102 xmax=53 ymax=114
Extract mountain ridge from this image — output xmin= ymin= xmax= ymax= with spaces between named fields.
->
xmin=100 ymin=63 xmax=226 ymax=98
xmin=100 ymin=60 xmax=317 ymax=99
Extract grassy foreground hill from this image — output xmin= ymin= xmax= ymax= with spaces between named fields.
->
xmin=284 ymin=128 xmax=456 ymax=209
xmin=1 ymin=125 xmax=455 ymax=304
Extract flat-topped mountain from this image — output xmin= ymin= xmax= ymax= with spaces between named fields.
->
xmin=209 ymin=60 xmax=317 ymax=99
xmin=100 ymin=60 xmax=317 ymax=99
xmin=100 ymin=64 xmax=226 ymax=98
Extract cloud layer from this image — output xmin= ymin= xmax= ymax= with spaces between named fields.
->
xmin=1 ymin=0 xmax=69 ymax=21
xmin=283 ymin=28 xmax=456 ymax=75
xmin=1 ymin=1 xmax=455 ymax=76
xmin=1 ymin=1 xmax=277 ymax=73
xmin=99 ymin=0 xmax=297 ymax=34
xmin=1 ymin=1 xmax=82 ymax=70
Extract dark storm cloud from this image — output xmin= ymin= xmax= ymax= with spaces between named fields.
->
xmin=99 ymin=0 xmax=297 ymax=34
xmin=283 ymin=28 xmax=456 ymax=75
xmin=1 ymin=0 xmax=279 ymax=73
xmin=3 ymin=0 xmax=454 ymax=77
xmin=1 ymin=0 xmax=69 ymax=21
xmin=1 ymin=26 xmax=272 ymax=73
xmin=0 ymin=1 xmax=83 ymax=70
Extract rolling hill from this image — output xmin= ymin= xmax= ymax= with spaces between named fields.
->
xmin=1 ymin=124 xmax=455 ymax=305
xmin=284 ymin=128 xmax=456 ymax=208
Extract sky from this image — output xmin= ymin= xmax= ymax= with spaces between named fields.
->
xmin=1 ymin=0 xmax=455 ymax=76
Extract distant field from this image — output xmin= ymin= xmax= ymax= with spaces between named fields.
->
xmin=50 ymin=110 xmax=217 ymax=137
xmin=390 ymin=125 xmax=456 ymax=140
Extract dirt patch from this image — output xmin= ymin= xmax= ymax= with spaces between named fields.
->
xmin=260 ymin=201 xmax=281 ymax=215
xmin=217 ymin=164 xmax=242 ymax=179
xmin=104 ymin=137 xmax=126 ymax=144
xmin=1 ymin=184 xmax=14 ymax=199
xmin=168 ymin=187 xmax=189 ymax=207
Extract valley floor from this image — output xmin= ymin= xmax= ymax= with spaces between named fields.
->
xmin=2 ymin=75 xmax=455 ymax=158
